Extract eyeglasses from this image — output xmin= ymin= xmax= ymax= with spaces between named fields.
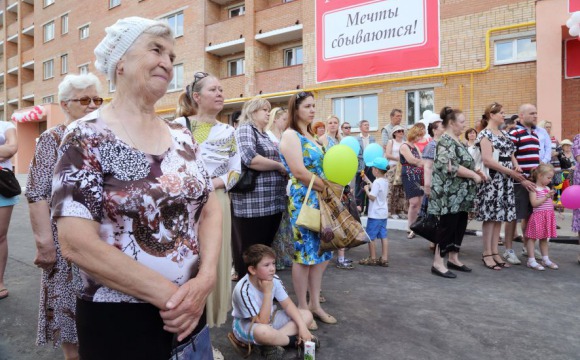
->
xmin=67 ymin=96 xmax=104 ymax=106
xmin=186 ymin=72 xmax=209 ymax=95
xmin=296 ymin=91 xmax=313 ymax=100
xmin=342 ymin=126 xmax=351 ymax=129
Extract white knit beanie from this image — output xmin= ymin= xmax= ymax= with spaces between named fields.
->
xmin=94 ymin=16 xmax=163 ymax=81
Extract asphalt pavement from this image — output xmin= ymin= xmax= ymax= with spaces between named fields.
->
xmin=1 ymin=174 xmax=580 ymax=360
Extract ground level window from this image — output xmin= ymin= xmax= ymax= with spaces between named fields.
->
xmin=406 ymin=89 xmax=434 ymax=125
xmin=332 ymin=94 xmax=378 ymax=132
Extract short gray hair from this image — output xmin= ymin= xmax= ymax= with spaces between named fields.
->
xmin=58 ymin=73 xmax=102 ymax=103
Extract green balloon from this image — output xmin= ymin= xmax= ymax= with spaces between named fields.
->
xmin=323 ymin=144 xmax=358 ymax=186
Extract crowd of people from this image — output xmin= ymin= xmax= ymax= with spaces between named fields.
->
xmin=0 ymin=15 xmax=579 ymax=360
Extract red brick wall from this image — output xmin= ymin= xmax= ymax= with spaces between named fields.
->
xmin=562 ymin=76 xmax=580 ymax=141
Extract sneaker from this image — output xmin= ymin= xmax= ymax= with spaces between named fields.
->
xmin=343 ymin=257 xmax=353 ymax=264
xmin=336 ymin=261 xmax=354 ymax=270
xmin=259 ymin=345 xmax=285 ymax=360
xmin=359 ymin=257 xmax=378 ymax=266
xmin=503 ymin=249 xmax=521 ymax=265
xmin=390 ymin=214 xmax=400 ymax=219
xmin=521 ymin=247 xmax=542 ymax=260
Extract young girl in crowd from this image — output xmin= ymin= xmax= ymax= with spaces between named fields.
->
xmin=359 ymin=158 xmax=390 ymax=267
xmin=525 ymin=164 xmax=559 ymax=270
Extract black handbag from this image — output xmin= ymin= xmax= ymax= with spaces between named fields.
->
xmin=558 ymin=151 xmax=573 ymax=170
xmin=410 ymin=197 xmax=439 ymax=243
xmin=229 ymin=126 xmax=263 ymax=193
xmin=0 ymin=167 xmax=21 ymax=198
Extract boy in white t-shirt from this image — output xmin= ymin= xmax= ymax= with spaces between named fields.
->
xmin=359 ymin=157 xmax=390 ymax=267
xmin=229 ymin=245 xmax=318 ymax=359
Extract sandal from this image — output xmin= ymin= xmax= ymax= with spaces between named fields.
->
xmin=0 ymin=288 xmax=8 ymax=300
xmin=541 ymin=261 xmax=559 ymax=270
xmin=482 ymin=255 xmax=501 ymax=270
xmin=378 ymin=257 xmax=389 ymax=267
xmin=307 ymin=319 xmax=318 ymax=331
xmin=227 ymin=332 xmax=252 ymax=358
xmin=527 ymin=261 xmax=545 ymax=271
xmin=358 ymin=257 xmax=378 ymax=266
xmin=312 ymin=310 xmax=337 ymax=324
xmin=407 ymin=231 xmax=415 ymax=239
xmin=492 ymin=253 xmax=510 ymax=268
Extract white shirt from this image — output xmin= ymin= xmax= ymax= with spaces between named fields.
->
xmin=368 ymin=177 xmax=388 ymax=219
xmin=535 ymin=126 xmax=552 ymax=164
xmin=231 ymin=274 xmax=289 ymax=319
xmin=0 ymin=121 xmax=16 ymax=169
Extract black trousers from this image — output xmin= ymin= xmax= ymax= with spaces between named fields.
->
xmin=76 ymin=299 xmax=206 ymax=360
xmin=435 ymin=211 xmax=468 ymax=257
xmin=355 ymin=166 xmax=375 ymax=214
xmin=231 ymin=212 xmax=283 ymax=278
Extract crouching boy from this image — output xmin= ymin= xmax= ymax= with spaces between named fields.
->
xmin=229 ymin=245 xmax=319 ymax=359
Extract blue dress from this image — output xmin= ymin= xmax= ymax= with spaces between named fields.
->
xmin=281 ymin=132 xmax=333 ymax=265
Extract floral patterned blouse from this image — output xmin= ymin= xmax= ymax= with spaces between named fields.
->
xmin=51 ymin=111 xmax=213 ymax=303
xmin=428 ymin=133 xmax=477 ymax=215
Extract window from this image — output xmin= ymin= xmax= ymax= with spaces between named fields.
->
xmin=109 ymin=0 xmax=121 ymax=8
xmin=43 ymin=21 xmax=55 ymax=42
xmin=406 ymin=89 xmax=434 ymax=125
xmin=167 ymin=64 xmax=184 ymax=91
xmin=332 ymin=94 xmax=378 ymax=131
xmin=61 ymin=54 xmax=68 ymax=74
xmin=43 ymin=0 xmax=55 ymax=7
xmin=79 ymin=64 xmax=89 ymax=74
xmin=284 ymin=46 xmax=303 ymax=66
xmin=229 ymin=5 xmax=245 ymax=18
xmin=495 ymin=36 xmax=536 ymax=65
xmin=228 ymin=58 xmax=245 ymax=76
xmin=109 ymin=80 xmax=116 ymax=93
xmin=79 ymin=25 xmax=89 ymax=40
xmin=164 ymin=12 xmax=184 ymax=38
xmin=43 ymin=60 xmax=54 ymax=80
xmin=61 ymin=14 xmax=69 ymax=34
xmin=42 ymin=95 xmax=54 ymax=104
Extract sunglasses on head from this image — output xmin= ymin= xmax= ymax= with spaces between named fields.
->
xmin=68 ymin=96 xmax=103 ymax=106
xmin=296 ymin=91 xmax=313 ymax=100
xmin=186 ymin=72 xmax=210 ymax=96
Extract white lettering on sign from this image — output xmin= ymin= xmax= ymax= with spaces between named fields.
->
xmin=323 ymin=0 xmax=426 ymax=60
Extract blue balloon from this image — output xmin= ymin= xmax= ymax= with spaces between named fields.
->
xmin=340 ymin=136 xmax=360 ymax=156
xmin=363 ymin=143 xmax=384 ymax=166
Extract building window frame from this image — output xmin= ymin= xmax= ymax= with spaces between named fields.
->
xmin=61 ymin=54 xmax=68 ymax=74
xmin=163 ymin=11 xmax=184 ymax=38
xmin=109 ymin=0 xmax=121 ymax=9
xmin=61 ymin=14 xmax=69 ymax=35
xmin=227 ymin=58 xmax=245 ymax=77
xmin=283 ymin=46 xmax=303 ymax=67
xmin=42 ymin=95 xmax=55 ymax=104
xmin=43 ymin=59 xmax=54 ymax=80
xmin=78 ymin=63 xmax=89 ymax=75
xmin=331 ymin=93 xmax=379 ymax=132
xmin=494 ymin=34 xmax=537 ymax=65
xmin=43 ymin=0 xmax=55 ymax=8
xmin=43 ymin=21 xmax=55 ymax=43
xmin=167 ymin=63 xmax=184 ymax=92
xmin=79 ymin=24 xmax=90 ymax=40
xmin=406 ymin=88 xmax=434 ymax=125
xmin=228 ymin=3 xmax=245 ymax=18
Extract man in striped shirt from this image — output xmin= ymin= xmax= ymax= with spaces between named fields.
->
xmin=503 ymin=104 xmax=540 ymax=265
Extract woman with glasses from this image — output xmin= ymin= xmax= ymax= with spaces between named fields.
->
xmin=52 ymin=17 xmax=220 ymax=359
xmin=26 ymin=73 xmax=102 ymax=360
xmin=175 ymin=71 xmax=241 ymax=331
xmin=280 ymin=91 xmax=336 ymax=331
xmin=476 ymin=102 xmax=525 ymax=270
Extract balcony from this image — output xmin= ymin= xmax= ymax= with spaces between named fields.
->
xmin=22 ymin=81 xmax=34 ymax=99
xmin=7 ymin=86 xmax=19 ymax=103
xmin=7 ymin=21 xmax=19 ymax=38
xmin=7 ymin=55 xmax=19 ymax=70
xmin=219 ymin=75 xmax=245 ymax=100
xmin=255 ymin=65 xmax=303 ymax=95
xmin=208 ymin=0 xmax=231 ymax=4
xmin=206 ymin=16 xmax=245 ymax=54
xmin=6 ymin=0 xmax=18 ymax=13
xmin=22 ymin=13 xmax=33 ymax=35
xmin=255 ymin=1 xmax=302 ymax=36
xmin=255 ymin=24 xmax=303 ymax=46
xmin=0 ymin=11 xmax=4 ymax=26
xmin=21 ymin=48 xmax=33 ymax=66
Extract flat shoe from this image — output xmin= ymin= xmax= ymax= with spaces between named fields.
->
xmin=312 ymin=311 xmax=337 ymax=324
xmin=307 ymin=320 xmax=318 ymax=331
xmin=0 ymin=288 xmax=8 ymax=300
xmin=447 ymin=262 xmax=472 ymax=272
xmin=431 ymin=266 xmax=457 ymax=279
xmin=407 ymin=231 xmax=415 ymax=239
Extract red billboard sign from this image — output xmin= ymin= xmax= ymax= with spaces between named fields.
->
xmin=570 ymin=0 xmax=580 ymax=12
xmin=315 ymin=0 xmax=440 ymax=83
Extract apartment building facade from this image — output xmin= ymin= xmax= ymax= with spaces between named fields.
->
xmin=0 ymin=0 xmax=576 ymax=172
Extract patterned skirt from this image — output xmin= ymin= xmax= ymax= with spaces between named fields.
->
xmin=271 ymin=208 xmax=294 ymax=270
xmin=525 ymin=210 xmax=557 ymax=240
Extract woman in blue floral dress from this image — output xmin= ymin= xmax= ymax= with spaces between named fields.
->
xmin=280 ymin=92 xmax=335 ymax=330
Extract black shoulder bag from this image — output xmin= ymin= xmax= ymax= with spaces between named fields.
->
xmin=0 ymin=167 xmax=22 ymax=198
xmin=230 ymin=127 xmax=264 ymax=193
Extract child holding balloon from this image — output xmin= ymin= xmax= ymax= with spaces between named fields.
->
xmin=359 ymin=158 xmax=390 ymax=267
xmin=525 ymin=164 xmax=559 ymax=270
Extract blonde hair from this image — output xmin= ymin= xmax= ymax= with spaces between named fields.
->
xmin=325 ymin=115 xmax=342 ymax=141
xmin=530 ymin=163 xmax=555 ymax=183
xmin=266 ymin=107 xmax=287 ymax=132
xmin=239 ymin=96 xmax=271 ymax=126
xmin=407 ymin=124 xmax=425 ymax=143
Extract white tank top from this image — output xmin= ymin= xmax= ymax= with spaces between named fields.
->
xmin=392 ymin=139 xmax=403 ymax=159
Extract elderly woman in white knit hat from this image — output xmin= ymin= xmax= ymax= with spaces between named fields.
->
xmin=51 ymin=17 xmax=221 ymax=359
